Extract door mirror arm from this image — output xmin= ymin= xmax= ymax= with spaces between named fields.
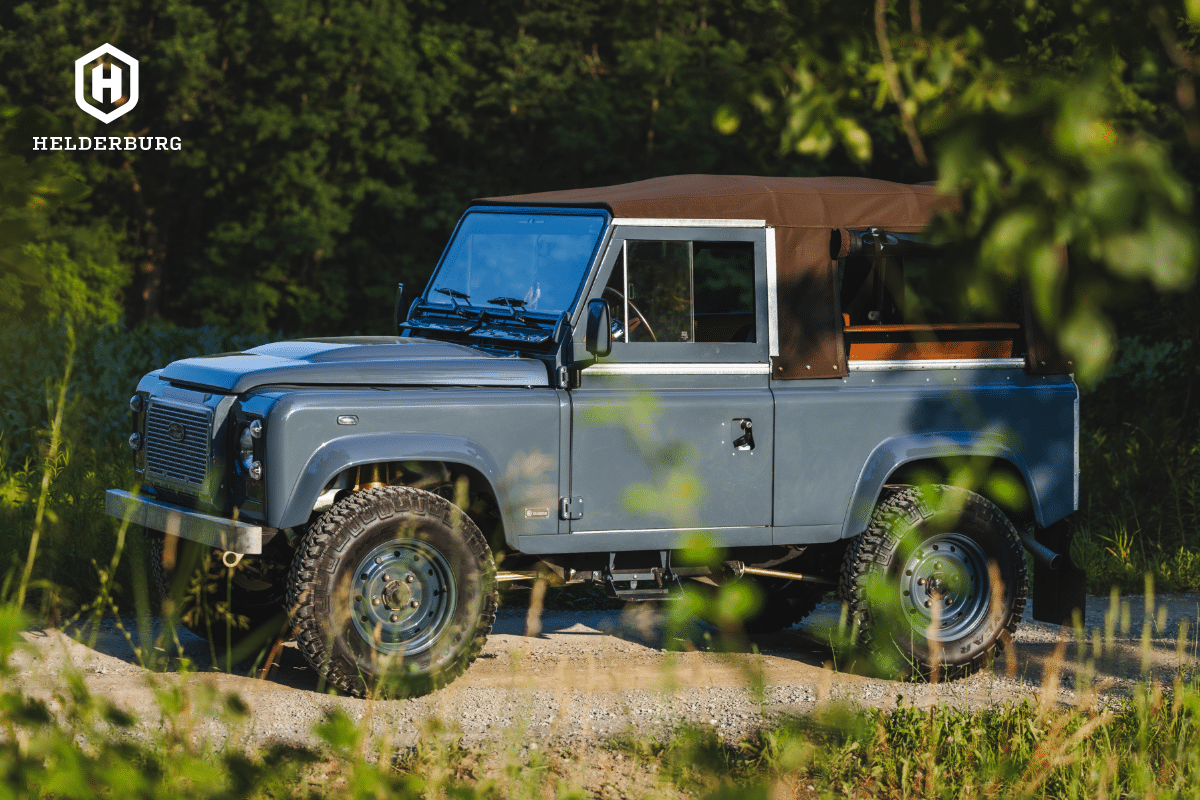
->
xmin=393 ymin=283 xmax=406 ymax=334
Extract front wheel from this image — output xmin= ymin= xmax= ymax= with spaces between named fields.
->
xmin=287 ymin=486 xmax=497 ymax=697
xmin=840 ymin=485 xmax=1027 ymax=679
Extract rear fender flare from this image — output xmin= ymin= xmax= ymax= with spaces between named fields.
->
xmin=840 ymin=432 xmax=1045 ymax=540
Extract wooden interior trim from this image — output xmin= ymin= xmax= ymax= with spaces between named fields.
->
xmin=847 ymin=339 xmax=1015 ymax=361
xmin=843 ymin=322 xmax=1021 ymax=333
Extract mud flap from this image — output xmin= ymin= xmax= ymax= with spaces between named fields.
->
xmin=1032 ymin=515 xmax=1086 ymax=625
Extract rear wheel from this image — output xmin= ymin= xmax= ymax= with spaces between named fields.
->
xmin=287 ymin=486 xmax=497 ymax=697
xmin=840 ymin=485 xmax=1027 ymax=679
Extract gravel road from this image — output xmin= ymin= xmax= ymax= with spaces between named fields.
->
xmin=11 ymin=592 xmax=1200 ymax=752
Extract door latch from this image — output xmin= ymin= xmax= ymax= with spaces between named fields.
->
xmin=559 ymin=496 xmax=584 ymax=520
xmin=732 ymin=419 xmax=754 ymax=451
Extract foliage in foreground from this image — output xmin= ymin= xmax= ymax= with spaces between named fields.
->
xmin=0 ymin=321 xmax=272 ymax=610
xmin=3 ymin=595 xmax=1200 ymax=800
xmin=0 ymin=318 xmax=1196 ymax=798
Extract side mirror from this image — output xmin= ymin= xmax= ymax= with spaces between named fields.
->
xmin=585 ymin=298 xmax=611 ymax=357
xmin=393 ymin=283 xmax=406 ymax=334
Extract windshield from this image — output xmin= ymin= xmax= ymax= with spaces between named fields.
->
xmin=425 ymin=206 xmax=609 ymax=317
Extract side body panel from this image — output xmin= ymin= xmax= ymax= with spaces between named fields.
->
xmin=560 ymin=222 xmax=776 ymax=549
xmin=265 ymin=388 xmax=563 ymax=544
xmin=771 ymin=366 xmax=1078 ymax=545
xmin=569 ymin=373 xmax=775 ymax=532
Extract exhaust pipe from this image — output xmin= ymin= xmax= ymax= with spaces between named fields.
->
xmin=1019 ymin=529 xmax=1062 ymax=570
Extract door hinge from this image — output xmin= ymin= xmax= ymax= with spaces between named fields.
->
xmin=559 ymin=496 xmax=584 ymax=520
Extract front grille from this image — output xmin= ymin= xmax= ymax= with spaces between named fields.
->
xmin=144 ymin=400 xmax=212 ymax=489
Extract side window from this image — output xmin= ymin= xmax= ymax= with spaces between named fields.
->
xmin=605 ymin=240 xmax=756 ymax=344
xmin=839 ymin=254 xmax=1021 ymax=326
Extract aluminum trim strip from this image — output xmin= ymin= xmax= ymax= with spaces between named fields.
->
xmin=613 ymin=218 xmax=767 ymax=228
xmin=765 ymin=226 xmax=779 ymax=357
xmin=848 ymin=358 xmax=1027 ymax=372
xmin=583 ymin=362 xmax=771 ymax=376
xmin=105 ymin=489 xmax=273 ymax=555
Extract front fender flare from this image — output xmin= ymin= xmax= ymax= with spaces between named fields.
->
xmin=839 ymin=431 xmax=1044 ymax=540
xmin=274 ymin=432 xmax=505 ymax=533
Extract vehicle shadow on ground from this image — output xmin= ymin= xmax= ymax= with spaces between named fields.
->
xmin=65 ymin=597 xmax=1200 ymax=698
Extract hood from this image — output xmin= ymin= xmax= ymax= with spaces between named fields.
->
xmin=158 ymin=337 xmax=550 ymax=394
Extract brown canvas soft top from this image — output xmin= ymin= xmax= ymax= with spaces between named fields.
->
xmin=482 ymin=175 xmax=1061 ymax=378
xmin=485 ymin=174 xmax=955 ymax=234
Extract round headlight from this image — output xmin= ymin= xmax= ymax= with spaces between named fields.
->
xmin=129 ymin=394 xmax=145 ymax=413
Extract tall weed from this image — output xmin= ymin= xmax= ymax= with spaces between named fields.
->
xmin=0 ymin=320 xmax=273 ymax=610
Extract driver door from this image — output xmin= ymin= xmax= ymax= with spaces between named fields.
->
xmin=568 ymin=224 xmax=775 ymax=543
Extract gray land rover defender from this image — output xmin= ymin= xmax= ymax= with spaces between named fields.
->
xmin=107 ymin=175 xmax=1084 ymax=695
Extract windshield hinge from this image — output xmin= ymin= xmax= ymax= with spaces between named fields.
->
xmin=556 ymin=364 xmax=581 ymax=389
xmin=559 ymin=496 xmax=584 ymax=521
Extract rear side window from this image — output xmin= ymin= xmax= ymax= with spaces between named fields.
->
xmin=840 ymin=253 xmax=1021 ymax=327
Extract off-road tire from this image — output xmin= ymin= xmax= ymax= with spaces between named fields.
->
xmin=287 ymin=486 xmax=497 ymax=698
xmin=148 ymin=532 xmax=290 ymax=649
xmin=840 ymin=485 xmax=1027 ymax=680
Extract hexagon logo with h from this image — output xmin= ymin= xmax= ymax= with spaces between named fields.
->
xmin=75 ymin=43 xmax=139 ymax=124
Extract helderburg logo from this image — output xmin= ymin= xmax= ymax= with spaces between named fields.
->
xmin=75 ymin=42 xmax=138 ymax=123
xmin=33 ymin=43 xmax=181 ymax=151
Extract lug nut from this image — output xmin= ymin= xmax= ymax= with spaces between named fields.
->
xmin=390 ymin=614 xmax=399 ymax=622
xmin=924 ymin=600 xmax=931 ymax=608
xmin=371 ymin=597 xmax=381 ymax=606
xmin=935 ymin=562 xmax=942 ymax=570
xmin=918 ymin=578 xmax=925 ymax=586
xmin=410 ymin=600 xmax=420 ymax=609
xmin=405 ymin=574 xmax=415 ymax=583
xmin=383 ymin=574 xmax=391 ymax=582
xmin=375 ymin=557 xmax=382 ymax=564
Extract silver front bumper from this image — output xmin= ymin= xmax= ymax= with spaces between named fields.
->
xmin=105 ymin=489 xmax=275 ymax=555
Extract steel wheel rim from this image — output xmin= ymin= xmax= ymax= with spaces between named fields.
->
xmin=899 ymin=532 xmax=991 ymax=643
xmin=350 ymin=538 xmax=457 ymax=656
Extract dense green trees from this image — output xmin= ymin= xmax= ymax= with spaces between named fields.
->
xmin=0 ymin=0 xmax=1198 ymax=598
xmin=2 ymin=1 xmax=1195 ymax=347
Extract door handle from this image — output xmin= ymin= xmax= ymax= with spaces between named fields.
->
xmin=732 ymin=418 xmax=754 ymax=451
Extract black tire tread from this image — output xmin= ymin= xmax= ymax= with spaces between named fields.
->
xmin=286 ymin=486 xmax=498 ymax=697
xmin=839 ymin=485 xmax=1027 ymax=680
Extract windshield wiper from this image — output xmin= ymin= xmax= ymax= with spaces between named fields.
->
xmin=487 ymin=296 xmax=535 ymax=325
xmin=435 ymin=287 xmax=475 ymax=317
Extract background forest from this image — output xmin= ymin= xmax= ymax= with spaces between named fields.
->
xmin=0 ymin=0 xmax=1199 ymax=605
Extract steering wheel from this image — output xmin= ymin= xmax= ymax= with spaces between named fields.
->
xmin=602 ymin=286 xmax=658 ymax=343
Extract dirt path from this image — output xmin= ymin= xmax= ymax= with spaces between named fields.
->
xmin=11 ymin=593 xmax=1200 ymax=751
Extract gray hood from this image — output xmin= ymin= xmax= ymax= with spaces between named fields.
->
xmin=159 ymin=337 xmax=550 ymax=394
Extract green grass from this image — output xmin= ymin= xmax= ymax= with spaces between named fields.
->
xmin=2 ymin=611 xmax=1200 ymax=799
xmin=1 ymin=322 xmax=1200 ymax=797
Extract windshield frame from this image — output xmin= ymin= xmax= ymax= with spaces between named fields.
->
xmin=421 ymin=205 xmax=612 ymax=325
